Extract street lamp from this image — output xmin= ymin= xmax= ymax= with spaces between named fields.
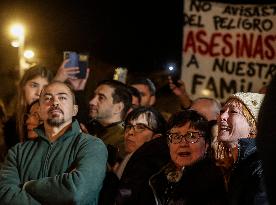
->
xmin=10 ymin=23 xmax=25 ymax=78
xmin=24 ymin=50 xmax=35 ymax=59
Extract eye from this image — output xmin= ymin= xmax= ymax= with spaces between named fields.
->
xmin=136 ymin=124 xmax=147 ymax=131
xmin=189 ymin=132 xmax=198 ymax=139
xmin=98 ymin=95 xmax=106 ymax=102
xmin=43 ymin=96 xmax=52 ymax=102
xmin=30 ymin=82 xmax=39 ymax=88
xmin=169 ymin=133 xmax=180 ymax=140
xmin=230 ymin=109 xmax=240 ymax=114
xmin=59 ymin=96 xmax=67 ymax=101
xmin=220 ymin=109 xmax=225 ymax=114
xmin=140 ymin=92 xmax=146 ymax=97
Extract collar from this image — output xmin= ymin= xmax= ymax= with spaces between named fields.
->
xmin=35 ymin=119 xmax=81 ymax=143
xmin=104 ymin=121 xmax=124 ymax=129
xmin=237 ymin=138 xmax=257 ymax=161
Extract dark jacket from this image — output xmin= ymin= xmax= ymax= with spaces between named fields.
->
xmin=87 ymin=120 xmax=125 ymax=159
xmin=115 ymin=136 xmax=170 ymax=205
xmin=257 ymin=75 xmax=276 ymax=205
xmin=0 ymin=120 xmax=108 ymax=205
xmin=149 ymin=159 xmax=227 ymax=205
xmin=3 ymin=115 xmax=20 ymax=149
xmin=227 ymin=138 xmax=268 ymax=205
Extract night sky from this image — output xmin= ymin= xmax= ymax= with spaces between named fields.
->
xmin=0 ymin=0 xmax=183 ymax=74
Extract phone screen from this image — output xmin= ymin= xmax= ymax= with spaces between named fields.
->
xmin=78 ymin=54 xmax=89 ymax=79
xmin=63 ymin=51 xmax=88 ymax=79
xmin=63 ymin=51 xmax=78 ymax=68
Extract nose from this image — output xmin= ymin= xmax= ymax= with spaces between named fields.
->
xmin=89 ymin=96 xmax=97 ymax=106
xmin=220 ymin=109 xmax=228 ymax=121
xmin=35 ymin=86 xmax=43 ymax=97
xmin=179 ymin=138 xmax=189 ymax=147
xmin=52 ymin=96 xmax=60 ymax=106
xmin=26 ymin=115 xmax=32 ymax=125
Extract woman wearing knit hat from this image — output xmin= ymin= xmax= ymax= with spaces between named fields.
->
xmin=217 ymin=92 xmax=268 ymax=205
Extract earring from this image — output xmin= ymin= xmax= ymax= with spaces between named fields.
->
xmin=249 ymin=129 xmax=256 ymax=138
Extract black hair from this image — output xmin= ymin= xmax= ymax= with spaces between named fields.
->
xmin=27 ymin=99 xmax=40 ymax=114
xmin=97 ymin=80 xmax=132 ymax=119
xmin=167 ymin=110 xmax=212 ymax=145
xmin=127 ymin=86 xmax=141 ymax=105
xmin=130 ymin=78 xmax=156 ymax=96
xmin=125 ymin=106 xmax=167 ymax=135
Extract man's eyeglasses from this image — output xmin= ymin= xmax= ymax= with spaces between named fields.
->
xmin=124 ymin=123 xmax=154 ymax=133
xmin=167 ymin=131 xmax=203 ymax=144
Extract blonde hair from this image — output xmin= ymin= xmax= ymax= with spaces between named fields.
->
xmin=215 ymin=98 xmax=257 ymax=182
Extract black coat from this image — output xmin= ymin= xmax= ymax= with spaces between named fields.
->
xmin=257 ymin=75 xmax=276 ymax=205
xmin=228 ymin=138 xmax=268 ymax=205
xmin=115 ymin=136 xmax=170 ymax=205
xmin=149 ymin=158 xmax=227 ymax=205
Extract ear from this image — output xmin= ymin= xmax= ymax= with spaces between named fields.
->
xmin=114 ymin=102 xmax=124 ymax=114
xmin=73 ymin=105 xmax=78 ymax=116
xmin=149 ymin=95 xmax=156 ymax=106
xmin=152 ymin=133 xmax=161 ymax=140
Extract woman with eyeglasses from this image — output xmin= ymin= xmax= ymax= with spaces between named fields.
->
xmin=149 ymin=110 xmax=227 ymax=205
xmin=99 ymin=106 xmax=169 ymax=205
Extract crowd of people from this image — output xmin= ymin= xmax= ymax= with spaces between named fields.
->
xmin=0 ymin=59 xmax=273 ymax=205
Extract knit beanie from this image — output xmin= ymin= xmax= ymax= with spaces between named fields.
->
xmin=226 ymin=92 xmax=264 ymax=123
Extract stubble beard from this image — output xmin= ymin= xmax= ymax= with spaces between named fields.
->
xmin=47 ymin=118 xmax=65 ymax=127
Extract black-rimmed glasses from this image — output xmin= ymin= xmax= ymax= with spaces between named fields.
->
xmin=167 ymin=131 xmax=203 ymax=144
xmin=124 ymin=123 xmax=154 ymax=133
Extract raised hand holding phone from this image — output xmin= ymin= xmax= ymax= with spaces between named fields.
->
xmin=68 ymin=68 xmax=90 ymax=91
xmin=53 ymin=59 xmax=80 ymax=82
xmin=64 ymin=51 xmax=89 ymax=79
xmin=168 ymin=76 xmax=192 ymax=109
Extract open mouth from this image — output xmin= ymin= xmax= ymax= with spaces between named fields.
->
xmin=178 ymin=152 xmax=191 ymax=157
xmin=220 ymin=126 xmax=230 ymax=132
xmin=220 ymin=123 xmax=231 ymax=132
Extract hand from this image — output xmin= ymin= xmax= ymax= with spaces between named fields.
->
xmin=168 ymin=76 xmax=186 ymax=96
xmin=68 ymin=68 xmax=90 ymax=91
xmin=53 ymin=59 xmax=80 ymax=82
xmin=168 ymin=76 xmax=192 ymax=108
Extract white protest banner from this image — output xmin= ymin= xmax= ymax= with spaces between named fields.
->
xmin=182 ymin=0 xmax=276 ymax=101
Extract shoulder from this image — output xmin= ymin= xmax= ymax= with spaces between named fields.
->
xmin=77 ymin=132 xmax=107 ymax=152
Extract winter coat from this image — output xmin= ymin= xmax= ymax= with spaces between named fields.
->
xmin=227 ymin=138 xmax=268 ymax=205
xmin=115 ymin=136 xmax=170 ymax=205
xmin=149 ymin=158 xmax=227 ymax=205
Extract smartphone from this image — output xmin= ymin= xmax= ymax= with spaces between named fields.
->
xmin=64 ymin=51 xmax=78 ymax=67
xmin=113 ymin=67 xmax=128 ymax=83
xmin=63 ymin=51 xmax=88 ymax=79
xmin=170 ymin=75 xmax=182 ymax=87
xmin=77 ymin=53 xmax=89 ymax=79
